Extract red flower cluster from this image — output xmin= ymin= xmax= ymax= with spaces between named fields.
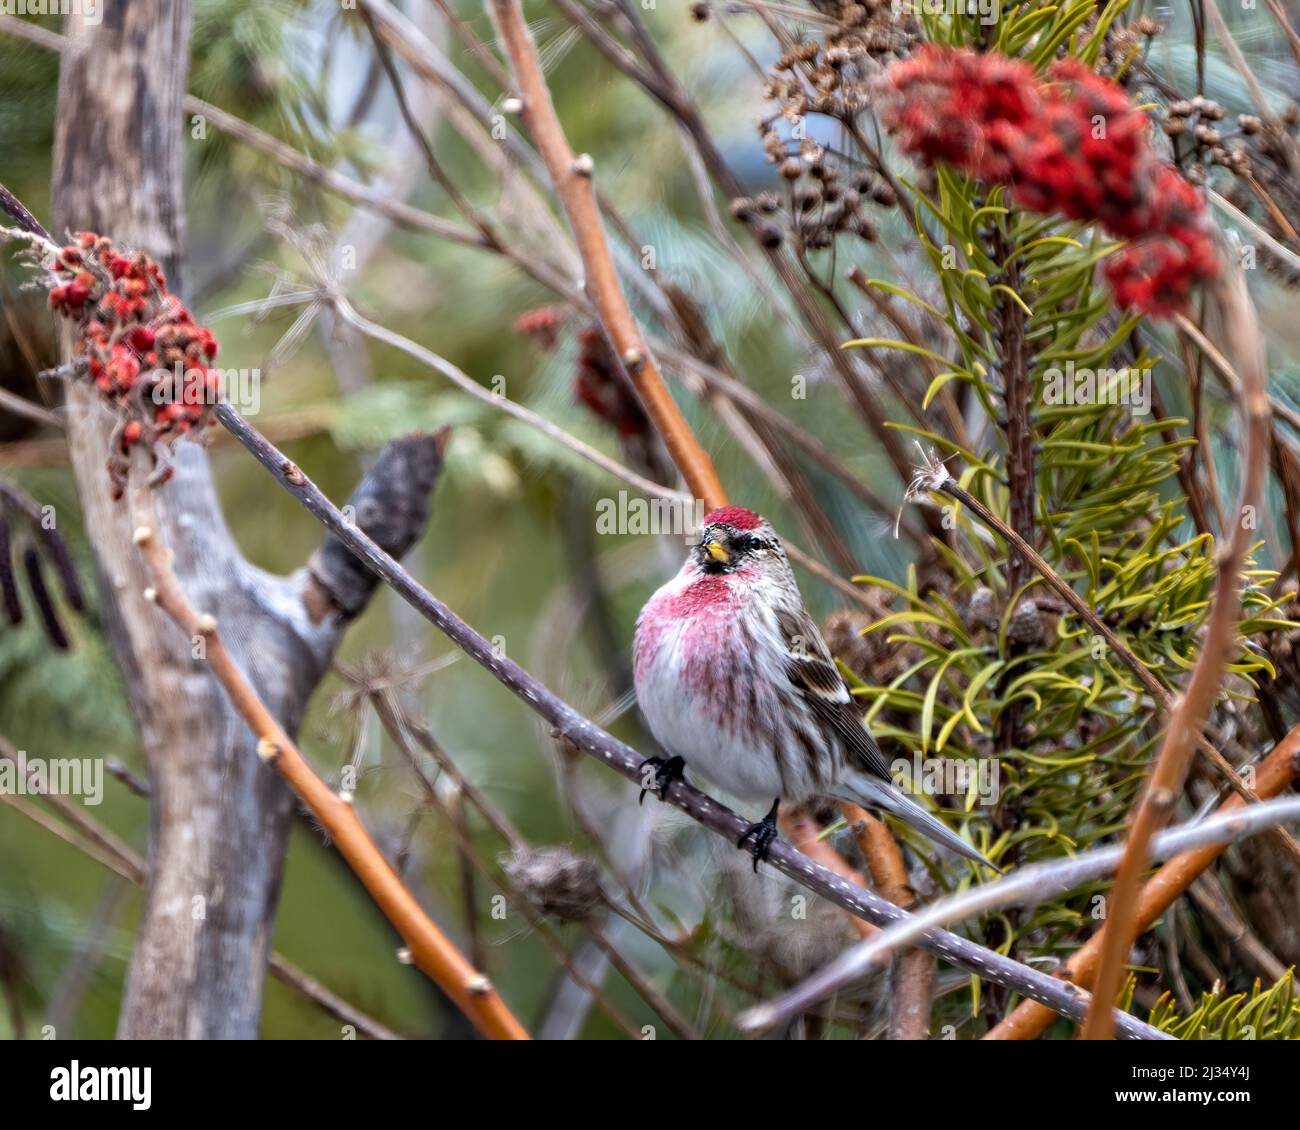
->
xmin=878 ymin=46 xmax=1217 ymax=317
xmin=46 ymin=232 xmax=222 ymax=497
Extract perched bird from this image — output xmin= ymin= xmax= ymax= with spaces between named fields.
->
xmin=633 ymin=505 xmax=996 ymax=872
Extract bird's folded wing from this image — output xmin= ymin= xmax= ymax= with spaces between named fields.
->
xmin=777 ymin=607 xmax=893 ymax=782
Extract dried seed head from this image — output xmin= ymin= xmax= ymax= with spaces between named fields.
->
xmin=1008 ymin=598 xmax=1044 ymax=646
xmin=966 ymin=585 xmax=998 ymax=631
xmin=501 ymin=845 xmax=602 ymax=922
xmin=729 ymin=196 xmax=757 ymax=222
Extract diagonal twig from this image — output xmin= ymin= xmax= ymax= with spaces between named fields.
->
xmin=211 ymin=398 xmax=1170 ymax=1039
xmin=124 ymin=464 xmax=529 ymax=1041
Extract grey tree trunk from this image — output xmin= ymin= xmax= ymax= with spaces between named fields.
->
xmin=51 ymin=2 xmax=443 ymax=1038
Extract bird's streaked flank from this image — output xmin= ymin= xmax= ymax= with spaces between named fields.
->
xmin=634 ymin=506 xmax=998 ymax=871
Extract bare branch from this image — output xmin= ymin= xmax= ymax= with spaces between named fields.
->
xmin=211 ymin=399 xmax=1171 ymax=1040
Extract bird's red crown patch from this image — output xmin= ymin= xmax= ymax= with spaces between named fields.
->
xmin=703 ymin=505 xmax=763 ymax=530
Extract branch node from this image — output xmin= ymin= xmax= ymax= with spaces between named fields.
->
xmin=256 ymin=738 xmax=281 ymax=765
xmin=466 ymin=973 xmax=494 ymax=997
xmin=281 ymin=461 xmax=306 ymax=487
xmin=571 ymin=153 xmax=594 ymax=178
xmin=132 ymin=525 xmax=154 ymax=546
xmin=142 ymin=586 xmax=158 ymax=604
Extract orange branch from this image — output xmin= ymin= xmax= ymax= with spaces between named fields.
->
xmin=781 ymin=807 xmax=877 ymax=940
xmin=987 ymin=721 xmax=1300 ymax=1040
xmin=1081 ymin=269 xmax=1268 ymax=1040
xmin=127 ymin=476 xmax=529 ymax=1041
xmin=845 ymin=803 xmax=935 ymax=1039
xmin=487 ymin=0 xmax=726 ymax=511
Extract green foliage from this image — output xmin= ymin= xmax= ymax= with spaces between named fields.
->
xmin=1148 ymin=970 xmax=1300 ymax=1040
xmin=843 ymin=6 xmax=1294 ymax=997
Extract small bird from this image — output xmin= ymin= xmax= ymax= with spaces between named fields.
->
xmin=633 ymin=505 xmax=996 ymax=872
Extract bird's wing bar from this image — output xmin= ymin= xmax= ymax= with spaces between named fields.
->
xmin=777 ymin=608 xmax=893 ymax=782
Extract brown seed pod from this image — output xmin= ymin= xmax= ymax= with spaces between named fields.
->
xmin=0 ymin=518 xmax=22 ymax=625
xmin=38 ymin=525 xmax=86 ymax=613
xmin=22 ymin=544 xmax=69 ymax=650
xmin=1008 ymin=598 xmax=1044 ymax=646
xmin=966 ymin=585 xmax=998 ymax=632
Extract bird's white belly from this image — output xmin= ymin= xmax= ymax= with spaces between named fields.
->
xmin=635 ymin=636 xmax=797 ymax=805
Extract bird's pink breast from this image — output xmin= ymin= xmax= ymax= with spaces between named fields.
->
xmin=634 ymin=570 xmax=761 ymax=731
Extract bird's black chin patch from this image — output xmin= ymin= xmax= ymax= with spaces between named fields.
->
xmin=698 ymin=555 xmax=732 ymax=575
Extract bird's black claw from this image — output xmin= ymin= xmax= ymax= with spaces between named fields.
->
xmin=737 ymin=799 xmax=781 ymax=871
xmin=637 ymin=755 xmax=685 ymax=804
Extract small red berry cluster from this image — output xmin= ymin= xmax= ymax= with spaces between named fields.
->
xmin=46 ymin=232 xmax=222 ymax=497
xmin=878 ymin=46 xmax=1218 ymax=317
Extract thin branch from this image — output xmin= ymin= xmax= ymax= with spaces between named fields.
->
xmin=987 ymin=720 xmax=1300 ymax=1039
xmin=125 ymin=469 xmax=529 ymax=1041
xmin=0 ymin=737 xmax=401 ymax=1040
xmin=330 ymin=296 xmax=688 ymax=503
xmin=368 ymin=686 xmax=702 ymax=1040
xmin=740 ymin=794 xmax=1300 ymax=1034
xmin=487 ymin=0 xmax=727 ymax=509
xmin=844 ymin=805 xmax=934 ymax=1040
xmin=211 ymin=399 xmax=1170 ymax=1039
xmin=1080 ymin=263 xmax=1271 ymax=1039
xmin=908 ymin=448 xmax=1289 ymax=824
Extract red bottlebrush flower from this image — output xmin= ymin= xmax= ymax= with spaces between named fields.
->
xmin=877 ymin=46 xmax=1040 ymax=181
xmin=877 ymin=46 xmax=1218 ymax=317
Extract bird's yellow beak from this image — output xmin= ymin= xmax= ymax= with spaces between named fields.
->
xmin=703 ymin=539 xmax=730 ymax=565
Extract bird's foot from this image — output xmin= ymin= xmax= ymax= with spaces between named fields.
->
xmin=737 ymin=799 xmax=781 ymax=872
xmin=637 ymin=755 xmax=685 ymax=804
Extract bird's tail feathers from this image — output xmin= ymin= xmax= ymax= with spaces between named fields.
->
xmin=837 ymin=774 xmax=1001 ymax=873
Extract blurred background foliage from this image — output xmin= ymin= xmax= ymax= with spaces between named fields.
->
xmin=0 ymin=0 xmax=1298 ymax=1038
